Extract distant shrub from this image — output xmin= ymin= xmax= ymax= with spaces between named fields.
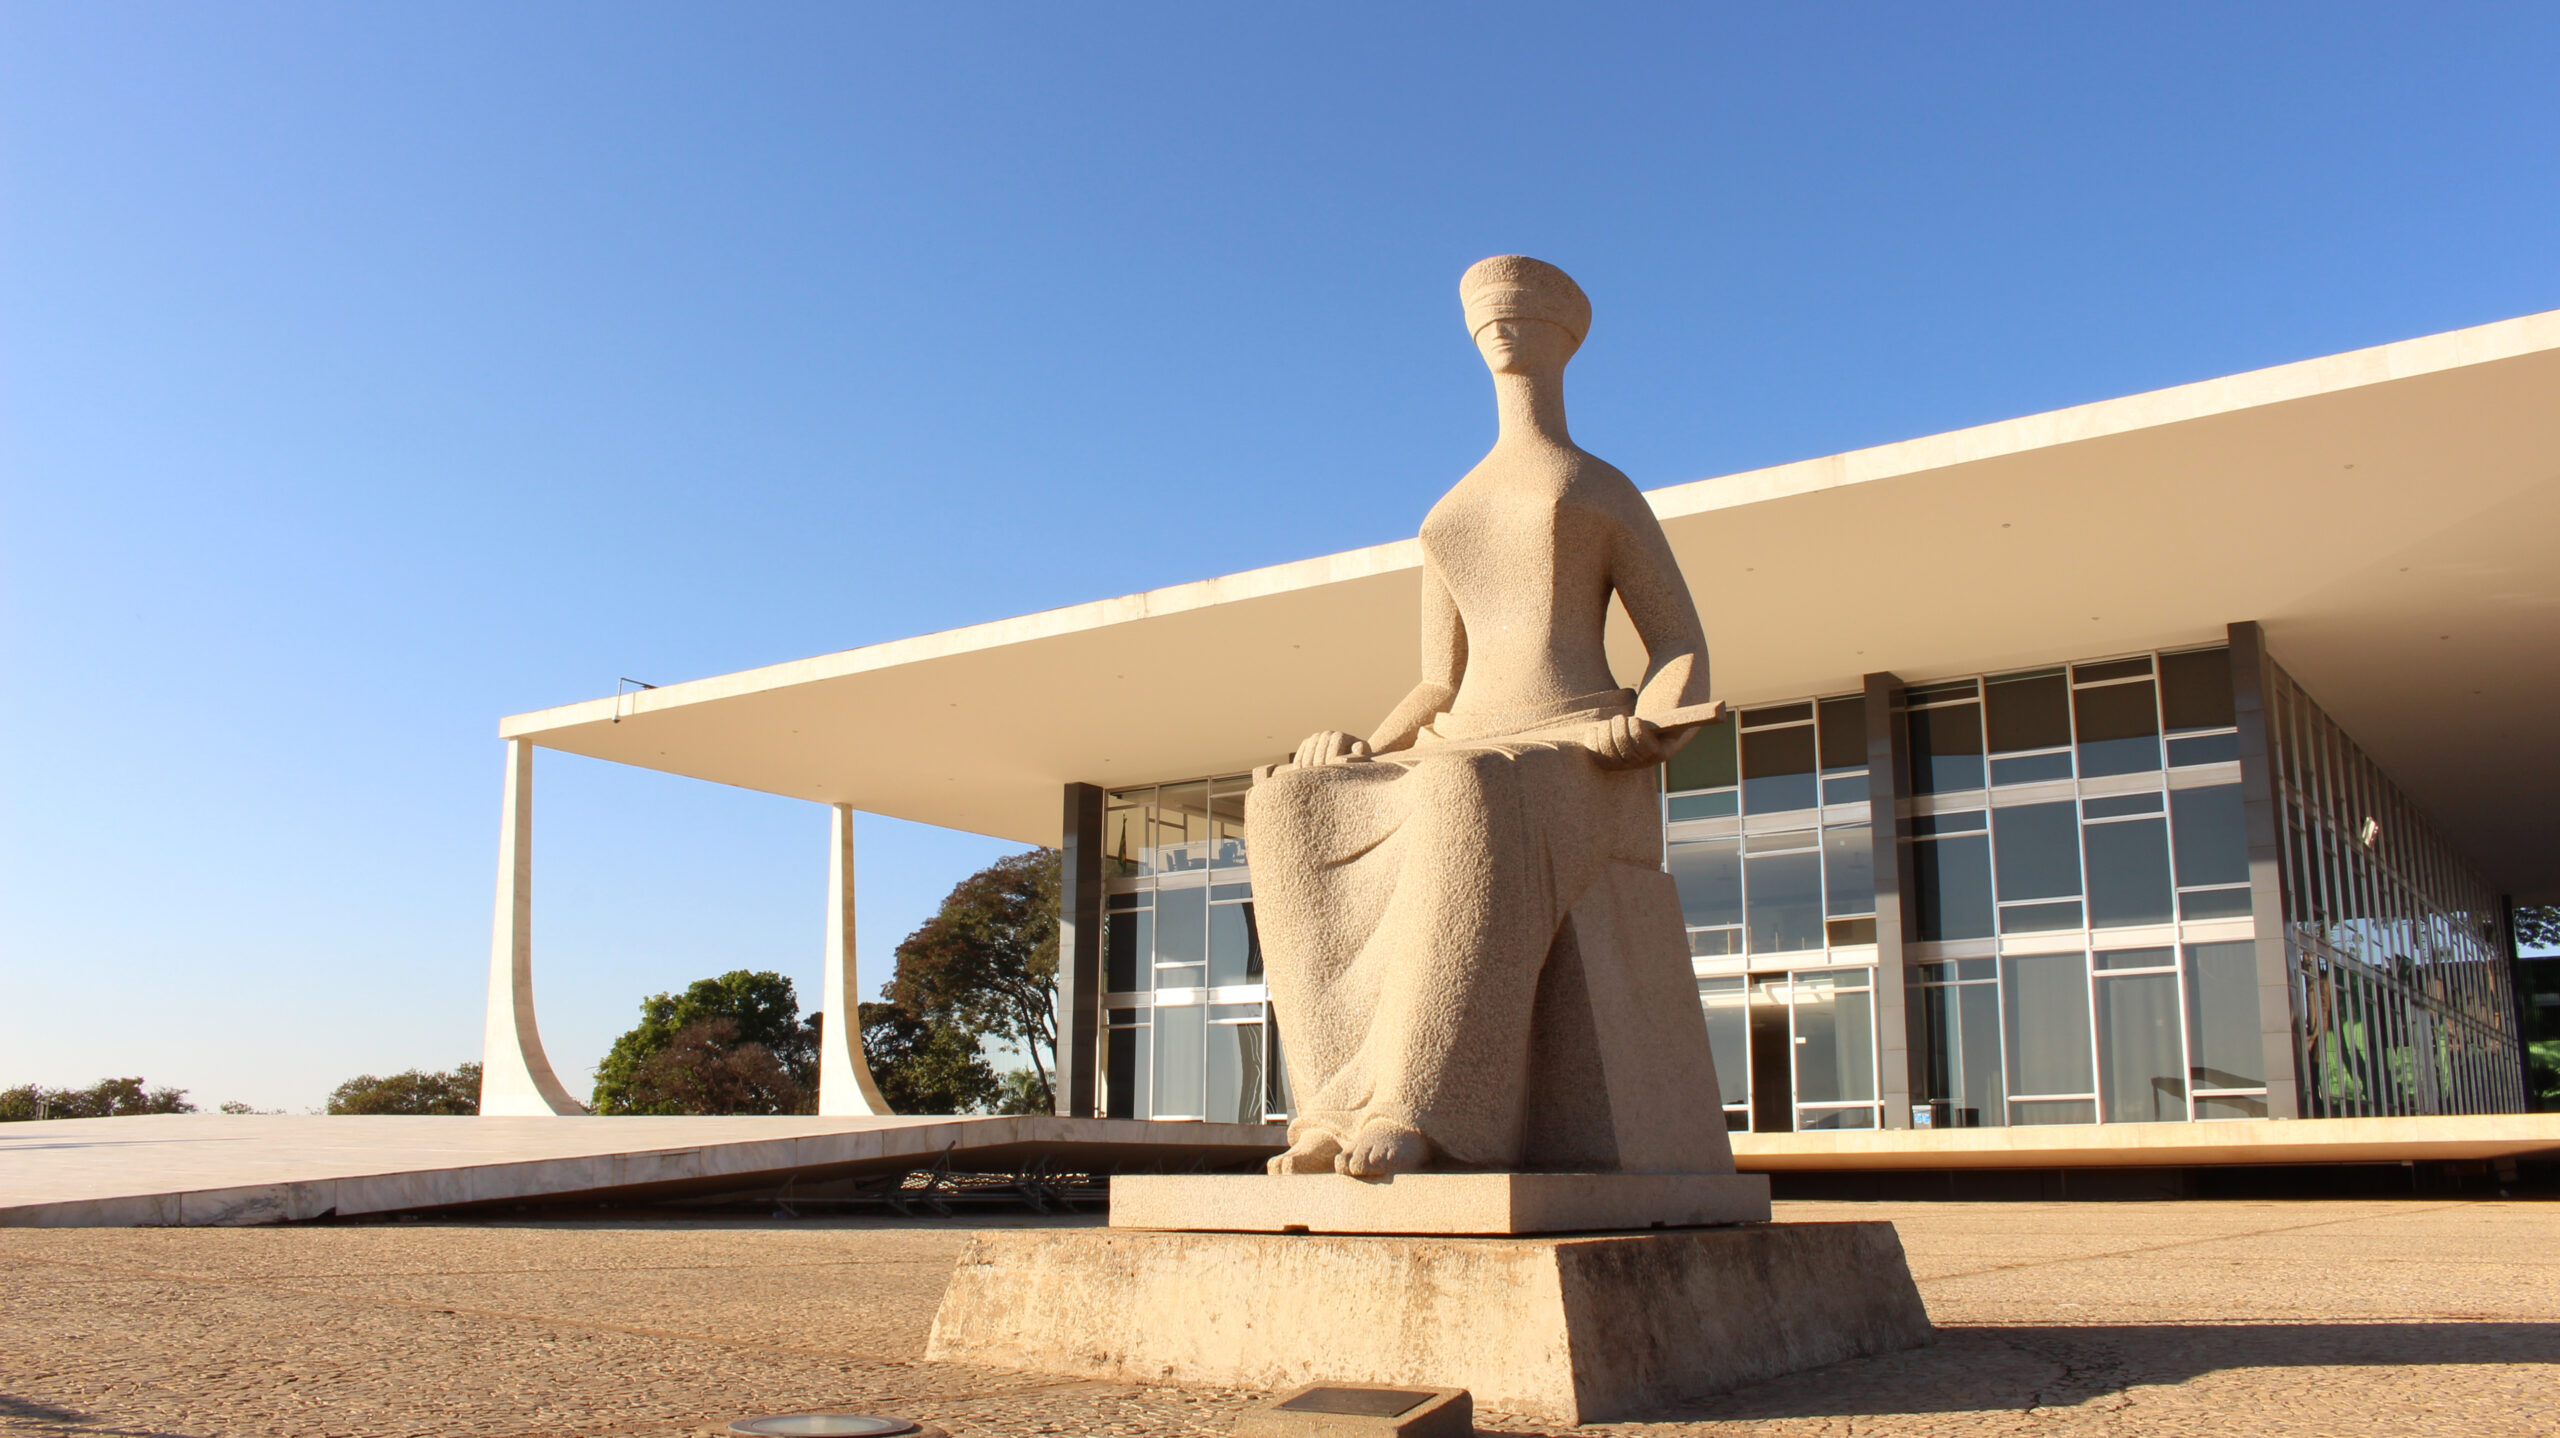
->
xmin=0 ymin=1078 xmax=196 ymax=1122
xmin=327 ymin=1062 xmax=482 ymax=1115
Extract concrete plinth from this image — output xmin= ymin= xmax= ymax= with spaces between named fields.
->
xmin=1110 ymin=1171 xmax=1769 ymax=1235
xmin=926 ymin=1222 xmax=1932 ymax=1424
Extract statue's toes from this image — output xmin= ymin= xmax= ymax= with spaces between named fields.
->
xmin=1336 ymin=1122 xmax=1430 ymax=1179
xmin=1269 ymin=1134 xmax=1340 ymax=1174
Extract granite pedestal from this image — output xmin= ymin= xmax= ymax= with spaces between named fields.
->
xmin=926 ymin=1215 xmax=1932 ymax=1424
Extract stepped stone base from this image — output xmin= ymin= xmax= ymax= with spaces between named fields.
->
xmin=926 ymin=1221 xmax=1932 ymax=1424
xmin=1110 ymin=1171 xmax=1769 ymax=1235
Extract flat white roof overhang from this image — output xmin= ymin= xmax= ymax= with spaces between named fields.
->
xmin=503 ymin=309 xmax=2560 ymax=901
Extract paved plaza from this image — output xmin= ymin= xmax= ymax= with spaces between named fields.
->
xmin=2 ymin=1198 xmax=2554 ymax=1437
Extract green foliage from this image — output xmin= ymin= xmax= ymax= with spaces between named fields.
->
xmin=2529 ymin=1038 xmax=2560 ymax=1113
xmin=618 ymin=1018 xmax=809 ymax=1115
xmin=993 ymin=1066 xmax=1052 ymax=1115
xmin=0 ymin=1077 xmax=195 ymax=1122
xmin=860 ymin=1000 xmax=1001 ymax=1114
xmin=592 ymin=970 xmax=817 ymax=1114
xmin=327 ymin=1062 xmax=482 ymax=1115
xmin=891 ymin=848 xmax=1060 ymax=1102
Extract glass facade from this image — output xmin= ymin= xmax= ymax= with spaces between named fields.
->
xmin=1081 ymin=639 xmax=2527 ymax=1130
xmin=2262 ymin=659 xmax=2527 ymax=1116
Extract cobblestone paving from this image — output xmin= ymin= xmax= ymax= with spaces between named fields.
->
xmin=2 ymin=1199 xmax=2554 ymax=1437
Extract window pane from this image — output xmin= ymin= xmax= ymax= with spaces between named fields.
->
xmin=1266 ymin=1018 xmax=1293 ymax=1116
xmin=1156 ymin=781 xmax=1212 ymax=871
xmin=1105 ymin=798 xmax=1151 ymax=877
xmin=1689 ymin=927 xmax=1742 ymax=957
xmin=2094 ymin=946 xmax=2174 ymax=971
xmin=1824 ymin=824 xmax=1875 ymax=917
xmin=1825 ymin=916 xmax=1878 ymax=946
xmin=1747 ymin=849 xmax=1825 ymax=953
xmin=1209 ymin=777 xmax=1250 ymax=869
xmin=1205 ymin=1021 xmax=1262 ymax=1124
xmin=1665 ymin=716 xmax=1737 ymax=793
xmin=2098 ymin=971 xmax=2185 ymax=1122
xmin=1667 ymin=791 xmax=1738 ymax=821
xmin=2171 ymin=784 xmax=2248 ymax=888
xmin=2011 ymin=1098 xmax=2098 ymax=1126
xmin=1798 ymin=1106 xmax=1876 ymax=1130
xmin=1750 ymin=980 xmax=1793 ymax=1132
xmin=1208 ymin=903 xmax=1259 ymax=986
xmin=2180 ymin=887 xmax=2254 ymax=920
xmin=1959 ymin=980 xmax=2006 ymax=1125
xmin=2000 ymin=900 xmax=2083 ymax=933
xmin=1107 ymin=908 xmax=1152 ymax=992
xmin=1790 ymin=973 xmax=1875 ymax=1103
xmin=1668 ymin=837 xmax=1742 ymax=930
xmin=1155 ymin=886 xmax=1207 ymax=966
xmin=1697 ymin=977 xmax=1749 ymax=1111
xmin=1742 ymin=724 xmax=1819 ymax=813
xmin=2159 ymin=648 xmax=2236 ymax=732
xmin=1914 ymin=834 xmax=1995 ymax=941
xmin=2085 ymin=816 xmax=2175 ymax=928
xmin=2075 ymin=682 xmax=2162 ymax=777
xmin=1908 ymin=703 xmax=1986 ymax=793
xmin=2185 ymin=939 xmax=2265 ymax=1090
xmin=1987 ymin=672 xmax=2071 ymax=754
xmin=1105 ymin=1018 xmax=1147 ymax=1119
xmin=1992 ymin=751 xmax=2075 ymax=786
xmin=2074 ymin=657 xmax=2152 ymax=684
xmin=2195 ymin=1094 xmax=2269 ymax=1120
xmin=1151 ymin=1003 xmax=1204 ymax=1118
xmin=1993 ymin=802 xmax=2082 ymax=901
xmin=2004 ymin=950 xmax=2095 ymax=1096
xmin=1818 ymin=696 xmax=1868 ymax=771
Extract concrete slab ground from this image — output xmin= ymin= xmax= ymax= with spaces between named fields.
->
xmin=2 ymin=1198 xmax=2552 ymax=1436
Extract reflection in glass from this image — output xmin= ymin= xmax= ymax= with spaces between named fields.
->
xmin=1105 ymin=797 xmax=1151 ymax=877
xmin=1747 ymin=849 xmax=1824 ymax=953
xmin=1992 ymin=751 xmax=2075 ymax=785
xmin=1667 ymin=791 xmax=1738 ymax=821
xmin=1916 ymin=976 xmax=2005 ymax=1126
xmin=2168 ymin=733 xmax=2239 ymax=767
xmin=2074 ymin=681 xmax=2162 ymax=777
xmin=1697 ymin=977 xmax=1749 ymax=1113
xmin=2097 ymin=970 xmax=2185 ymax=1122
xmin=1790 ymin=969 xmax=1875 ymax=1105
xmin=2004 ymin=950 xmax=2096 ymax=1099
xmin=2170 ymin=784 xmax=2247 ymax=888
xmin=1824 ymin=824 xmax=1875 ymax=917
xmin=2011 ymin=1099 xmax=2099 ymax=1125
xmin=2085 ymin=816 xmax=2174 ymax=928
xmin=1155 ymin=886 xmax=1207 ymax=969
xmin=1908 ymin=703 xmax=1987 ymax=793
xmin=2000 ymin=900 xmax=2084 ymax=932
xmin=1689 ymin=928 xmax=1741 ymax=957
xmin=1668 ymin=838 xmax=1742 ymax=930
xmin=1750 ymin=979 xmax=1793 ymax=1133
xmin=1993 ymin=802 xmax=2081 ymax=900
xmin=1666 ymin=716 xmax=1738 ymax=792
xmin=1742 ymin=724 xmax=1818 ymax=813
xmin=1208 ymin=902 xmax=1259 ymax=986
xmin=1825 ymin=917 xmax=1878 ymax=946
xmin=1106 ymin=904 xmax=1151 ymax=992
xmin=1987 ymin=672 xmax=2071 ymax=753
xmin=1206 ymin=1013 xmax=1262 ymax=1124
xmin=2179 ymin=887 xmax=2253 ymax=920
xmin=1151 ymin=1003 xmax=1204 ymax=1118
xmin=2185 ymin=940 xmax=2265 ymax=1096
xmin=1914 ymin=833 xmax=1994 ymax=941
xmin=1105 ymin=1017 xmax=1146 ymax=1119
xmin=1156 ymin=781 xmax=1212 ymax=870
xmin=1208 ymin=776 xmax=1250 ymax=869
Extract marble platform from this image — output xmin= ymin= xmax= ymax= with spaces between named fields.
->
xmin=1110 ymin=1170 xmax=1769 ymax=1234
xmin=0 ymin=1113 xmax=1285 ymax=1227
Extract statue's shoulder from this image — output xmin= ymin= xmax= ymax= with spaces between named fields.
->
xmin=1558 ymin=452 xmax=1660 ymax=534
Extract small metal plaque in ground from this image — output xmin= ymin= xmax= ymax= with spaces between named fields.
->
xmin=726 ymin=1416 xmax=935 ymax=1437
xmin=1232 ymin=1384 xmax=1471 ymax=1437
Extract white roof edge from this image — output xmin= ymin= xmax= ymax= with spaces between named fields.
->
xmin=501 ymin=305 xmax=2560 ymax=740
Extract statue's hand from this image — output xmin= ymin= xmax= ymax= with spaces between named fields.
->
xmin=1581 ymin=713 xmax=1668 ymax=771
xmin=1292 ymin=730 xmax=1373 ymax=769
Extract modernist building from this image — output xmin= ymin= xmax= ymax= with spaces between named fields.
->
xmin=479 ymin=308 xmax=2558 ymax=1143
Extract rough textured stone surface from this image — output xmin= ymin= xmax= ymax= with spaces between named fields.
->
xmin=1109 ymin=1171 xmax=1770 ymax=1234
xmin=3 ymin=1200 xmax=2555 ymax=1436
xmin=1233 ymin=1383 xmax=1472 ymax=1437
xmin=926 ymin=1222 xmax=1931 ymax=1422
xmin=1250 ymin=256 xmax=1732 ymax=1181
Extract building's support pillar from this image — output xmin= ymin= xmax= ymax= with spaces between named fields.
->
xmin=2229 ymin=621 xmax=2304 ymax=1120
xmin=1863 ymin=672 xmax=1915 ymax=1129
xmin=818 ymin=804 xmax=893 ymax=1116
xmin=1054 ymin=782 xmax=1107 ymax=1118
xmin=478 ymin=739 xmax=587 ymax=1116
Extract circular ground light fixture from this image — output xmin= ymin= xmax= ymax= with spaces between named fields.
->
xmin=726 ymin=1416 xmax=924 ymax=1437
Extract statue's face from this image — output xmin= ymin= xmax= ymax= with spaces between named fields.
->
xmin=1473 ymin=317 xmax=1575 ymax=376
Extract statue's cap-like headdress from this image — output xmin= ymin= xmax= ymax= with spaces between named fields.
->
xmin=1459 ymin=255 xmax=1590 ymax=344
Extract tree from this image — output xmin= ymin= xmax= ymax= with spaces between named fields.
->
xmin=328 ymin=1062 xmax=482 ymax=1115
xmin=2515 ymin=906 xmax=2558 ymax=951
xmin=591 ymin=970 xmax=817 ymax=1114
xmin=891 ymin=848 xmax=1059 ymax=1110
xmin=618 ymin=1018 xmax=808 ymax=1115
xmin=0 ymin=1078 xmax=195 ymax=1122
xmin=860 ymin=1000 xmax=1002 ymax=1114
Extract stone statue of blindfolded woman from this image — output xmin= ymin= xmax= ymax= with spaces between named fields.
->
xmin=1247 ymin=256 xmax=1740 ymax=1182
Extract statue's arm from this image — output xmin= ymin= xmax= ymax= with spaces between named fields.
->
xmin=1578 ymin=507 xmax=1711 ymax=771
xmin=1365 ymin=560 xmax=1464 ymax=755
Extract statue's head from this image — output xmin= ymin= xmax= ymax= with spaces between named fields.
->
xmin=1461 ymin=255 xmax=1589 ymax=376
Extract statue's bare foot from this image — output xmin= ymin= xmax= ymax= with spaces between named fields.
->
xmin=1267 ymin=1131 xmax=1343 ymax=1175
xmin=1336 ymin=1117 xmax=1431 ymax=1179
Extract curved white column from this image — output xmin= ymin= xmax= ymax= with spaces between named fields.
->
xmin=819 ymin=803 xmax=893 ymax=1115
xmin=478 ymin=739 xmax=587 ymax=1116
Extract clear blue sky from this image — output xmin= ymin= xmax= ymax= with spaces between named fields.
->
xmin=5 ymin=5 xmax=2556 ymax=1112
